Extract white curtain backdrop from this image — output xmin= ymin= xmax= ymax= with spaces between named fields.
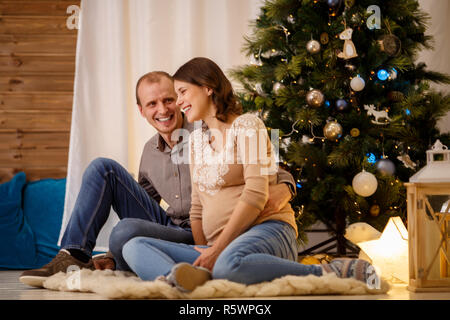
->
xmin=418 ymin=0 xmax=450 ymax=133
xmin=61 ymin=0 xmax=450 ymax=253
xmin=60 ymin=0 xmax=263 ymax=252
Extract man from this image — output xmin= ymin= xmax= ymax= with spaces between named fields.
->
xmin=19 ymin=71 xmax=296 ymax=287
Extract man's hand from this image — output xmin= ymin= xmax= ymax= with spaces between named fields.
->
xmin=260 ymin=183 xmax=292 ymax=217
xmin=93 ymin=257 xmax=115 ymax=270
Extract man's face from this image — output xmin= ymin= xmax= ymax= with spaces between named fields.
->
xmin=137 ymin=77 xmax=183 ymax=135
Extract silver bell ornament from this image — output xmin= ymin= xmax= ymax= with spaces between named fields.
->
xmin=323 ymin=120 xmax=343 ymax=140
xmin=306 ymin=39 xmax=321 ymax=54
xmin=376 ymin=157 xmax=396 ymax=176
xmin=306 ymin=89 xmax=325 ymax=107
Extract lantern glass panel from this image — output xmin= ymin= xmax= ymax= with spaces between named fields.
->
xmin=419 ymin=194 xmax=450 ymax=281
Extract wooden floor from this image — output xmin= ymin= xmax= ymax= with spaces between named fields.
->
xmin=0 ymin=270 xmax=450 ymax=300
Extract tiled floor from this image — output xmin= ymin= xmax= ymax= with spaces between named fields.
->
xmin=1 ymin=270 xmax=450 ymax=300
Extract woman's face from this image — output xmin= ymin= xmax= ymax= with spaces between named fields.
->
xmin=174 ymin=80 xmax=214 ymax=123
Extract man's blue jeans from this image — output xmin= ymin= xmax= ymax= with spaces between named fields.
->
xmin=60 ymin=157 xmax=193 ymax=270
xmin=122 ymin=220 xmax=323 ymax=285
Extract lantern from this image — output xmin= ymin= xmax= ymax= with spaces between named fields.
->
xmin=405 ymin=140 xmax=450 ymax=292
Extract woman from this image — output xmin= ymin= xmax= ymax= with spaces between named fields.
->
xmin=121 ymin=57 xmax=376 ymax=292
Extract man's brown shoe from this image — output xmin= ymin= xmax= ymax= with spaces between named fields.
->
xmin=19 ymin=249 xmax=94 ymax=288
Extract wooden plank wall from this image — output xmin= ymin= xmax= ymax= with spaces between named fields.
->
xmin=0 ymin=0 xmax=80 ymax=182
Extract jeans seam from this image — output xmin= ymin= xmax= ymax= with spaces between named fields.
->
xmin=111 ymin=170 xmax=159 ymax=222
xmin=80 ymin=173 xmax=108 ymax=251
xmin=80 ymin=169 xmax=160 ymax=253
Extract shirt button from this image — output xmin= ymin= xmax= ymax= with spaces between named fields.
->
xmin=175 ymin=195 xmax=179 ymax=199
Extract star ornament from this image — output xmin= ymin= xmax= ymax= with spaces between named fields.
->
xmin=357 ymin=217 xmax=409 ymax=283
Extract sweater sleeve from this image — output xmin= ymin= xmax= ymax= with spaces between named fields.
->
xmin=188 ymin=131 xmax=203 ymax=221
xmin=234 ymin=114 xmax=275 ymax=211
xmin=276 ymin=167 xmax=297 ymax=200
xmin=189 ymin=178 xmax=203 ymax=221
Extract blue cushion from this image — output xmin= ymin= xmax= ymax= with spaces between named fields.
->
xmin=0 ymin=172 xmax=37 ymax=269
xmin=23 ymin=178 xmax=66 ymax=267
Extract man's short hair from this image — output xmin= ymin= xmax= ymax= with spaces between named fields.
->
xmin=135 ymin=71 xmax=173 ymax=106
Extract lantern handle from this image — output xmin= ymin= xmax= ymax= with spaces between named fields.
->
xmin=430 ymin=139 xmax=448 ymax=151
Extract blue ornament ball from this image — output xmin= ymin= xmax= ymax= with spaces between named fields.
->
xmin=377 ymin=69 xmax=389 ymax=81
xmin=376 ymin=158 xmax=396 ymax=176
xmin=335 ymin=99 xmax=349 ymax=111
xmin=327 ymin=0 xmax=341 ymax=8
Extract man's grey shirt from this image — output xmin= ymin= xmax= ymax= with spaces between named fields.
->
xmin=138 ymin=116 xmax=296 ymax=228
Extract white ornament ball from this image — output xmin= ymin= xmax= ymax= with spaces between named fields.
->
xmin=350 ymin=75 xmax=365 ymax=91
xmin=273 ymin=82 xmax=285 ymax=94
xmin=352 ymin=170 xmax=378 ymax=197
xmin=306 ymin=40 xmax=321 ymax=54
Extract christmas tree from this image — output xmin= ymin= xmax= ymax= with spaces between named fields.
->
xmin=231 ymin=0 xmax=450 ymax=254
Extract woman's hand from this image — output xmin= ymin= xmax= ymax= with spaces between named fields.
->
xmin=193 ymin=246 xmax=222 ymax=271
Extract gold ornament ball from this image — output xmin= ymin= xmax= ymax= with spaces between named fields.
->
xmin=345 ymin=0 xmax=355 ymax=7
xmin=306 ymin=89 xmax=325 ymax=107
xmin=306 ymin=39 xmax=321 ymax=54
xmin=350 ymin=128 xmax=360 ymax=137
xmin=370 ymin=204 xmax=381 ymax=217
xmin=378 ymin=34 xmax=401 ymax=57
xmin=387 ymin=91 xmax=405 ymax=102
xmin=323 ymin=121 xmax=343 ymax=140
xmin=320 ymin=32 xmax=329 ymax=45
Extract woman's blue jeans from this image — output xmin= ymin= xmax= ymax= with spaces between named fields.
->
xmin=60 ymin=157 xmax=193 ymax=270
xmin=122 ymin=220 xmax=323 ymax=285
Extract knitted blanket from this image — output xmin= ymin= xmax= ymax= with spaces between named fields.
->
xmin=43 ymin=269 xmax=390 ymax=299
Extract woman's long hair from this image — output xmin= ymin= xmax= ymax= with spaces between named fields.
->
xmin=173 ymin=57 xmax=242 ymax=122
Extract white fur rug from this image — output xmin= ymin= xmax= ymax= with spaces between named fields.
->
xmin=43 ymin=269 xmax=390 ymax=299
